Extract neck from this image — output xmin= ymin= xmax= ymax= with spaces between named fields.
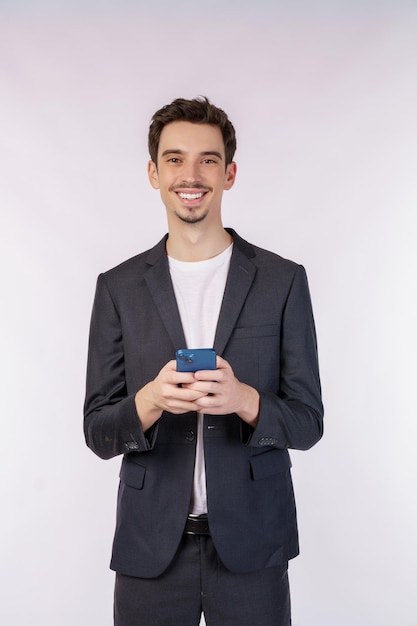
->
xmin=166 ymin=224 xmax=232 ymax=262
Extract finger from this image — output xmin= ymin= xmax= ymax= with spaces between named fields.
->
xmin=185 ymin=380 xmax=217 ymax=394
xmin=193 ymin=368 xmax=222 ymax=382
xmin=160 ymin=359 xmax=178 ymax=372
xmin=158 ymin=390 xmax=207 ymax=414
xmin=162 ymin=382 xmax=206 ymax=401
xmin=165 ymin=370 xmax=196 ymax=386
xmin=215 ymin=355 xmax=231 ymax=370
xmin=194 ymin=394 xmax=223 ymax=411
xmin=160 ymin=360 xmax=197 ymax=382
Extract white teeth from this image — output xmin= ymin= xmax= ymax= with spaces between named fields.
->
xmin=178 ymin=192 xmax=204 ymax=200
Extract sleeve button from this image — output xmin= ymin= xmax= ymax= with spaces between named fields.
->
xmin=125 ymin=441 xmax=139 ymax=451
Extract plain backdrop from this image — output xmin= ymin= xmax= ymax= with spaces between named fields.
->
xmin=1 ymin=2 xmax=416 ymax=625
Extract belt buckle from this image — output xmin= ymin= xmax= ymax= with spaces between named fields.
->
xmin=184 ymin=514 xmax=210 ymax=535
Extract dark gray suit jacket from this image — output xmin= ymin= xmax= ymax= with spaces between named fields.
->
xmin=84 ymin=229 xmax=323 ymax=578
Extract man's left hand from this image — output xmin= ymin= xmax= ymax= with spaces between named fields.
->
xmin=185 ymin=356 xmax=260 ymax=427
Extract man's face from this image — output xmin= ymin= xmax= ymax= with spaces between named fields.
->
xmin=148 ymin=121 xmax=236 ymax=226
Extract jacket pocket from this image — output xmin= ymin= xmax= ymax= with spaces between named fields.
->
xmin=250 ymin=449 xmax=292 ymax=481
xmin=232 ymin=324 xmax=279 ymax=339
xmin=120 ymin=460 xmax=146 ymax=490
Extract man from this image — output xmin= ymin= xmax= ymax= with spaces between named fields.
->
xmin=84 ymin=96 xmax=323 ymax=626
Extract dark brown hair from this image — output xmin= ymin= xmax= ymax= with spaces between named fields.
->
xmin=148 ymin=96 xmax=236 ymax=167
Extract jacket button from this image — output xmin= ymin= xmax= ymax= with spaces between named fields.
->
xmin=186 ymin=430 xmax=195 ymax=441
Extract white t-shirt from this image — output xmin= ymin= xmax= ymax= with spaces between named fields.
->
xmin=168 ymin=243 xmax=233 ymax=515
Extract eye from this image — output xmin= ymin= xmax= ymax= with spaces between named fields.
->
xmin=202 ymin=158 xmax=216 ymax=164
xmin=168 ymin=157 xmax=181 ymax=163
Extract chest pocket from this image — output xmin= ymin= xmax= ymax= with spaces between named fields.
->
xmin=232 ymin=324 xmax=279 ymax=339
xmin=226 ymin=324 xmax=280 ymax=390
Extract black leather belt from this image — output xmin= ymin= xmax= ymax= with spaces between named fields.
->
xmin=184 ymin=514 xmax=210 ymax=535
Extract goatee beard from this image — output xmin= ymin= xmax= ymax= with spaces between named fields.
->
xmin=176 ymin=210 xmax=208 ymax=224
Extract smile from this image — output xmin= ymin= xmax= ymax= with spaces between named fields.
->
xmin=177 ymin=192 xmax=205 ymax=200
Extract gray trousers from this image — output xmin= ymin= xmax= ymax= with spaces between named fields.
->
xmin=114 ymin=534 xmax=291 ymax=626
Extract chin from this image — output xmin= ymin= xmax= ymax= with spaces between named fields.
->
xmin=176 ymin=210 xmax=209 ymax=224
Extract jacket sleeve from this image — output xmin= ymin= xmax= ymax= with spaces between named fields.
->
xmin=83 ymin=273 xmax=158 ymax=460
xmin=247 ymin=265 xmax=324 ymax=451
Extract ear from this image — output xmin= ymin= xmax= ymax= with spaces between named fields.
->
xmin=148 ymin=160 xmax=160 ymax=189
xmin=224 ymin=161 xmax=237 ymax=191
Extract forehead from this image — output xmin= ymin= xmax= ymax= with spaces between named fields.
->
xmin=158 ymin=121 xmax=225 ymax=158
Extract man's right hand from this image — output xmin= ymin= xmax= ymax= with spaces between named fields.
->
xmin=134 ymin=360 xmax=208 ymax=431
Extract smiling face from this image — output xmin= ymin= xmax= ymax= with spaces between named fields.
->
xmin=148 ymin=121 xmax=236 ymax=228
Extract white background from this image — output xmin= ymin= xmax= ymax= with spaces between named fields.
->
xmin=1 ymin=2 xmax=416 ymax=625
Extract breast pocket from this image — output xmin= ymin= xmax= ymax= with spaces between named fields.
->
xmin=232 ymin=324 xmax=279 ymax=340
xmin=227 ymin=324 xmax=280 ymax=390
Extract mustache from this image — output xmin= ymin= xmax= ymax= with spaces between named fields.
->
xmin=169 ymin=182 xmax=212 ymax=193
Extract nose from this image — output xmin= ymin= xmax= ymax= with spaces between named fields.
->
xmin=181 ymin=160 xmax=201 ymax=183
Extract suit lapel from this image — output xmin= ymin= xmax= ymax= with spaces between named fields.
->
xmin=144 ymin=236 xmax=187 ymax=351
xmin=214 ymin=234 xmax=257 ymax=355
xmin=144 ymin=231 xmax=257 ymax=355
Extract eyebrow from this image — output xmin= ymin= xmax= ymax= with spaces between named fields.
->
xmin=161 ymin=149 xmax=224 ymax=160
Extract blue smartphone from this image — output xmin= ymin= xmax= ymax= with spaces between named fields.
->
xmin=176 ymin=348 xmax=216 ymax=372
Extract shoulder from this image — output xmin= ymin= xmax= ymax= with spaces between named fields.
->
xmin=230 ymin=228 xmax=302 ymax=276
xmin=99 ymin=235 xmax=168 ymax=285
